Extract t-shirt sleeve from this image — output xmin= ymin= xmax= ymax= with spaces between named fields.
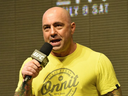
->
xmin=96 ymin=53 xmax=120 ymax=95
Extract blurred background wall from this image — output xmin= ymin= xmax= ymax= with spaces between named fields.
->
xmin=0 ymin=0 xmax=128 ymax=96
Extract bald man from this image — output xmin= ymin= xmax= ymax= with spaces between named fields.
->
xmin=14 ymin=7 xmax=122 ymax=96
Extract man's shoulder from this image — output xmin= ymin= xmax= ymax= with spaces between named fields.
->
xmin=77 ymin=43 xmax=102 ymax=56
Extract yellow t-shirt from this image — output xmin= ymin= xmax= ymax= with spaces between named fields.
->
xmin=16 ymin=43 xmax=120 ymax=96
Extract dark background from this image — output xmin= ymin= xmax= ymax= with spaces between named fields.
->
xmin=0 ymin=0 xmax=128 ymax=96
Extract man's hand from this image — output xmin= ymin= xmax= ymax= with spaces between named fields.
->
xmin=14 ymin=59 xmax=42 ymax=96
xmin=22 ymin=59 xmax=42 ymax=81
xmin=103 ymin=88 xmax=122 ymax=96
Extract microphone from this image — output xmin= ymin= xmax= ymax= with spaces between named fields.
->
xmin=24 ymin=42 xmax=53 ymax=82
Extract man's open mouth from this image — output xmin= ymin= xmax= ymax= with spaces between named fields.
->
xmin=50 ymin=39 xmax=61 ymax=43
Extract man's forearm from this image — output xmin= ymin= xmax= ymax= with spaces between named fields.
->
xmin=103 ymin=88 xmax=122 ymax=96
xmin=14 ymin=81 xmax=32 ymax=96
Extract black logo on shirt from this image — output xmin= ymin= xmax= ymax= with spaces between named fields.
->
xmin=41 ymin=68 xmax=79 ymax=96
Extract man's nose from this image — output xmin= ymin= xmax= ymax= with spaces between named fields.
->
xmin=51 ymin=27 xmax=57 ymax=37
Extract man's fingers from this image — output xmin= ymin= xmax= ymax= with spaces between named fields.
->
xmin=32 ymin=59 xmax=42 ymax=68
xmin=21 ymin=59 xmax=42 ymax=79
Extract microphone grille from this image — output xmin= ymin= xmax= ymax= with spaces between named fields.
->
xmin=40 ymin=42 xmax=53 ymax=56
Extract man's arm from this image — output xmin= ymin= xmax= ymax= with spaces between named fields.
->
xmin=14 ymin=59 xmax=42 ymax=96
xmin=103 ymin=88 xmax=122 ymax=96
xmin=14 ymin=80 xmax=34 ymax=96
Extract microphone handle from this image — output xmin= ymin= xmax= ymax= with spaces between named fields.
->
xmin=24 ymin=75 xmax=32 ymax=82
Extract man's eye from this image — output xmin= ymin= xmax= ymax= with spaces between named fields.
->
xmin=44 ymin=26 xmax=50 ymax=30
xmin=56 ymin=24 xmax=63 ymax=28
xmin=43 ymin=26 xmax=50 ymax=32
xmin=43 ymin=26 xmax=51 ymax=31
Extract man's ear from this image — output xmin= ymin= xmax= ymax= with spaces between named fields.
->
xmin=71 ymin=22 xmax=76 ymax=35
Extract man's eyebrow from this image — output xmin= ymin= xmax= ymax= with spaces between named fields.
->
xmin=53 ymin=22 xmax=64 ymax=25
xmin=43 ymin=24 xmax=49 ymax=26
xmin=42 ymin=24 xmax=50 ymax=28
xmin=42 ymin=22 xmax=64 ymax=27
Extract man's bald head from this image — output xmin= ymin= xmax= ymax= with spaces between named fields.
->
xmin=42 ymin=7 xmax=71 ymax=24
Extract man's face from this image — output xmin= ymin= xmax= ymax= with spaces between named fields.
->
xmin=42 ymin=10 xmax=74 ymax=53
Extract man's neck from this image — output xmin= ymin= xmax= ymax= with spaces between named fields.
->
xmin=51 ymin=43 xmax=77 ymax=57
